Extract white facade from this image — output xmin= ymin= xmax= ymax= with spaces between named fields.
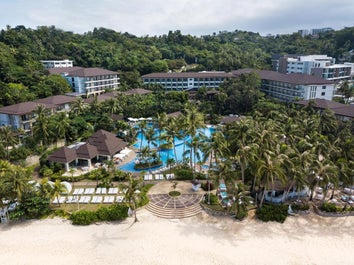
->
xmin=63 ymin=74 xmax=120 ymax=96
xmin=41 ymin=59 xmax=73 ymax=69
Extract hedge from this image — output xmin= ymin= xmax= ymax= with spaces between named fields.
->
xmin=256 ymin=204 xmax=288 ymax=223
xmin=70 ymin=204 xmax=129 ymax=225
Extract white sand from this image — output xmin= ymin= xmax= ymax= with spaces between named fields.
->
xmin=0 ymin=209 xmax=353 ymax=265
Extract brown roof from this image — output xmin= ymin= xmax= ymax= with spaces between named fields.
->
xmin=76 ymin=143 xmax=99 ymax=159
xmin=84 ymin=94 xmax=114 ymax=104
xmin=88 ymin=129 xmax=127 ymax=156
xmin=47 ymin=147 xmax=77 ymax=163
xmin=232 ymin=69 xmax=334 ymax=85
xmin=110 ymin=114 xmax=124 ymax=121
xmin=0 ymin=102 xmax=55 ymax=115
xmin=48 ymin=67 xmax=117 ymax=77
xmin=48 ymin=67 xmax=82 ymax=75
xmin=35 ymin=95 xmax=76 ymax=105
xmin=296 ymin=98 xmax=354 ymax=118
xmin=167 ymin=111 xmax=183 ymax=118
xmin=142 ymin=71 xmax=232 ymax=79
xmin=220 ymin=115 xmax=242 ymax=124
xmin=124 ymin=88 xmax=153 ymax=96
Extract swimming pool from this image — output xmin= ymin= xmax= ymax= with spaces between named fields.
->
xmin=119 ymin=126 xmax=216 ymax=173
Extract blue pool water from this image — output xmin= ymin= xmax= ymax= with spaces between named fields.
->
xmin=119 ymin=126 xmax=216 ymax=173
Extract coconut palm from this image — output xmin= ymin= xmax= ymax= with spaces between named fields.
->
xmin=256 ymin=151 xmax=287 ymax=208
xmin=0 ymin=126 xmax=18 ymax=159
xmin=137 ymin=120 xmax=148 ymax=151
xmin=51 ymin=179 xmax=67 ymax=207
xmin=54 ymin=112 xmax=71 ymax=145
xmin=33 ymin=104 xmax=52 ymax=146
xmin=121 ymin=173 xmax=143 ymax=223
xmin=229 ymin=182 xmax=253 ymax=220
xmin=71 ymin=97 xmax=87 ymax=115
xmin=103 ymin=97 xmax=122 ymax=114
xmin=185 ymin=104 xmax=205 ymax=137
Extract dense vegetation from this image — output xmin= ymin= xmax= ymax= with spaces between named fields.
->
xmin=1 ymin=25 xmax=354 ymax=106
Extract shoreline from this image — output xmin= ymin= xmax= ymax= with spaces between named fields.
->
xmin=1 ymin=209 xmax=353 ymax=265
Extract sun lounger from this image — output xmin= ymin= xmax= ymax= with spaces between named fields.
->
xmin=79 ymin=196 xmax=91 ymax=204
xmin=103 ymin=196 xmax=115 ymax=203
xmin=108 ymin=187 xmax=118 ymax=194
xmin=92 ymin=196 xmax=103 ymax=204
xmin=84 ymin=188 xmax=95 ymax=195
xmin=96 ymin=187 xmax=102 ymax=194
xmin=116 ymin=196 xmax=124 ymax=203
xmin=101 ymin=187 xmax=107 ymax=194
xmin=344 ymin=188 xmax=354 ymax=195
xmin=166 ymin=173 xmax=174 ymax=179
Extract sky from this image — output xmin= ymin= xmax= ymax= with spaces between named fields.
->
xmin=0 ymin=0 xmax=353 ymax=37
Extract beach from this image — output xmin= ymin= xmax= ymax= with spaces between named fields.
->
xmin=0 ymin=209 xmax=353 ymax=265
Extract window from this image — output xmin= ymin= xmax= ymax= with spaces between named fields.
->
xmin=321 ymin=92 xmax=326 ymax=96
xmin=322 ymin=86 xmax=326 ymax=89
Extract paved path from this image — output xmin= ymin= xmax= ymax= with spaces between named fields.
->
xmin=146 ymin=181 xmax=204 ymax=219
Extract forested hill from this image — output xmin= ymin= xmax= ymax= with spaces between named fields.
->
xmin=0 ymin=25 xmax=353 ymax=106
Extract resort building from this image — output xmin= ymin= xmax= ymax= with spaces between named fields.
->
xmin=41 ymin=59 xmax=73 ymax=68
xmin=47 ymin=129 xmax=127 ymax=171
xmin=49 ymin=67 xmax=120 ymax=97
xmin=274 ymin=55 xmax=352 ymax=83
xmin=296 ymin=98 xmax=354 ymax=121
xmin=0 ymin=95 xmax=76 ymax=132
xmin=141 ymin=71 xmax=232 ymax=91
xmin=232 ymin=69 xmax=335 ymax=102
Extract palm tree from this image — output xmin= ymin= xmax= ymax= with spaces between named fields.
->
xmin=71 ymin=97 xmax=87 ymax=115
xmin=55 ymin=112 xmax=71 ymax=145
xmin=121 ymin=174 xmax=143 ymax=223
xmin=103 ymin=98 xmax=122 ymax=114
xmin=235 ymin=143 xmax=258 ymax=183
xmin=33 ymin=105 xmax=52 ymax=146
xmin=185 ymin=104 xmax=205 ymax=137
xmin=0 ymin=126 xmax=18 ymax=159
xmin=137 ymin=120 xmax=148 ymax=151
xmin=229 ymin=182 xmax=253 ymax=220
xmin=51 ymin=180 xmax=67 ymax=207
xmin=256 ymin=151 xmax=286 ymax=208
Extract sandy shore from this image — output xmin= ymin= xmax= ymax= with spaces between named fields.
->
xmin=1 ymin=209 xmax=353 ymax=265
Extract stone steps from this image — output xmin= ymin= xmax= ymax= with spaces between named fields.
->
xmin=146 ymin=201 xmax=203 ymax=219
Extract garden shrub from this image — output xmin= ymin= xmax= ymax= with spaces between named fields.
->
xmin=291 ymin=203 xmax=310 ymax=211
xmin=256 ymin=204 xmax=288 ymax=223
xmin=174 ymin=169 xmax=193 ymax=180
xmin=204 ymin=193 xmax=219 ymax=205
xmin=235 ymin=208 xmax=248 ymax=221
xmin=138 ymin=183 xmax=154 ymax=207
xmin=320 ymin=202 xmax=339 ymax=212
xmin=70 ymin=210 xmax=98 ymax=225
xmin=70 ymin=204 xmax=129 ymax=225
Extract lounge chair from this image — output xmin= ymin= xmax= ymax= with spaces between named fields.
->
xmin=96 ymin=187 xmax=102 ymax=194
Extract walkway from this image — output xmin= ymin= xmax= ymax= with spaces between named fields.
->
xmin=145 ymin=181 xmax=204 ymax=219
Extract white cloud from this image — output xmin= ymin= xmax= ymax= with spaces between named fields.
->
xmin=0 ymin=0 xmax=353 ymax=36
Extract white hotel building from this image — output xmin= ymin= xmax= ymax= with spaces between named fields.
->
xmin=141 ymin=71 xmax=232 ymax=91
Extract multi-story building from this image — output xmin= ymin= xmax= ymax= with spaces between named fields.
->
xmin=275 ymin=55 xmax=352 ymax=83
xmin=49 ymin=67 xmax=120 ymax=96
xmin=41 ymin=59 xmax=73 ymax=68
xmin=232 ymin=69 xmax=335 ymax=102
xmin=0 ymin=95 xmax=76 ymax=132
xmin=141 ymin=71 xmax=232 ymax=91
